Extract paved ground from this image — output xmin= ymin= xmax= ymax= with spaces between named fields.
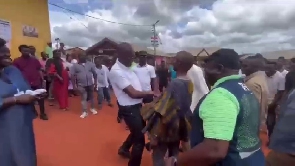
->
xmin=34 ymin=95 xmax=269 ymax=166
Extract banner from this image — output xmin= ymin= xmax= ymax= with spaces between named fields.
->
xmin=0 ymin=19 xmax=12 ymax=48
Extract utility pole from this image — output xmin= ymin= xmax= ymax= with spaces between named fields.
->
xmin=152 ymin=20 xmax=160 ymax=56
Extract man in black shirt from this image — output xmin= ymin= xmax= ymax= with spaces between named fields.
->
xmin=156 ymin=60 xmax=169 ymax=92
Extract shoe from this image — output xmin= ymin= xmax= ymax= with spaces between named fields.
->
xmin=98 ymin=105 xmax=102 ymax=110
xmin=40 ymin=114 xmax=48 ymax=120
xmin=80 ymin=112 xmax=88 ymax=118
xmin=90 ymin=108 xmax=98 ymax=115
xmin=145 ymin=142 xmax=151 ymax=152
xmin=118 ymin=147 xmax=131 ymax=159
xmin=117 ymin=116 xmax=122 ymax=123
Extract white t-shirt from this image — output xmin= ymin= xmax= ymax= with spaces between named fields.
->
xmin=280 ymin=69 xmax=288 ymax=78
xmin=133 ymin=64 xmax=156 ymax=91
xmin=187 ymin=64 xmax=209 ymax=112
xmin=109 ymin=60 xmax=142 ymax=106
xmin=266 ymin=71 xmax=285 ymax=102
xmin=95 ymin=65 xmax=109 ymax=88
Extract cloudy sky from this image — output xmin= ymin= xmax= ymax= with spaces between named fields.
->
xmin=49 ymin=0 xmax=295 ymax=54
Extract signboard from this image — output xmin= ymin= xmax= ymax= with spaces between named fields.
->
xmin=22 ymin=25 xmax=38 ymax=38
xmin=0 ymin=19 xmax=11 ymax=48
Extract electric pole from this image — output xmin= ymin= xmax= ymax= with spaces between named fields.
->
xmin=152 ymin=20 xmax=160 ymax=56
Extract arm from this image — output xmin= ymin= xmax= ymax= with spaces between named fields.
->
xmin=177 ymin=88 xmax=239 ymax=166
xmin=270 ymin=74 xmax=285 ymax=107
xmin=36 ymin=60 xmax=44 ymax=80
xmin=70 ymin=64 xmax=77 ymax=88
xmin=150 ymin=66 xmax=159 ymax=92
xmin=111 ymin=70 xmax=152 ymax=99
xmin=0 ymin=97 xmax=17 ymax=109
xmin=90 ymin=63 xmax=97 ymax=85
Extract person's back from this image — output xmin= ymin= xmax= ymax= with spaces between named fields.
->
xmin=244 ymin=71 xmax=268 ymax=131
xmin=187 ymin=64 xmax=209 ymax=112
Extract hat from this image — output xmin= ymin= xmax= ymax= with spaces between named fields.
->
xmin=205 ymin=48 xmax=240 ymax=70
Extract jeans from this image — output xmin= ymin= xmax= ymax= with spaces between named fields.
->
xmin=120 ymin=103 xmax=145 ymax=166
xmin=97 ymin=87 xmax=111 ymax=105
xmin=152 ymin=141 xmax=180 ymax=166
xmin=266 ymin=150 xmax=295 ymax=165
xmin=78 ymin=85 xmax=95 ymax=113
xmin=31 ymin=86 xmax=46 ymax=115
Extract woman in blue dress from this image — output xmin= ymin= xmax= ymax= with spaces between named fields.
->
xmin=0 ymin=38 xmax=41 ymax=166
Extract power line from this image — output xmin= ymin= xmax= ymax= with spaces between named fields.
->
xmin=48 ymin=2 xmax=152 ymax=27
xmin=62 ymin=10 xmax=88 ymax=29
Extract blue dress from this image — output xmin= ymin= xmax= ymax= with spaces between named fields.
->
xmin=0 ymin=66 xmax=37 ymax=166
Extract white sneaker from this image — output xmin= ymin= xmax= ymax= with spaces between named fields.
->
xmin=80 ymin=112 xmax=88 ymax=118
xmin=90 ymin=108 xmax=98 ymax=115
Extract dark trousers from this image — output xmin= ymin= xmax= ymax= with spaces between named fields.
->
xmin=159 ymin=81 xmax=167 ymax=93
xmin=97 ymin=87 xmax=111 ymax=103
xmin=266 ymin=105 xmax=276 ymax=139
xmin=143 ymin=96 xmax=153 ymax=104
xmin=117 ymin=101 xmax=123 ymax=120
xmin=120 ymin=103 xmax=145 ymax=166
xmin=31 ymin=86 xmax=46 ymax=115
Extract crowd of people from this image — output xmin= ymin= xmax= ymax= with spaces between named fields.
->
xmin=0 ymin=36 xmax=295 ymax=166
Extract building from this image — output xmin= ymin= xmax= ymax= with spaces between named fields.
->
xmin=65 ymin=47 xmax=85 ymax=59
xmin=0 ymin=0 xmax=51 ymax=59
xmin=261 ymin=49 xmax=295 ymax=60
xmin=85 ymin=37 xmax=170 ymax=66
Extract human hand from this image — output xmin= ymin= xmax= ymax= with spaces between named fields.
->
xmin=36 ymin=92 xmax=47 ymax=100
xmin=15 ymin=94 xmax=37 ymax=104
xmin=165 ymin=157 xmax=177 ymax=166
xmin=146 ymin=91 xmax=154 ymax=97
xmin=154 ymin=90 xmax=161 ymax=97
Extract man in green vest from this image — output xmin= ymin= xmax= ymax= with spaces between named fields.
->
xmin=45 ymin=42 xmax=53 ymax=59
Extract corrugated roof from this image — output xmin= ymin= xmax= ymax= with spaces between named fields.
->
xmin=181 ymin=47 xmax=221 ymax=57
xmin=129 ymin=44 xmax=169 ymax=57
xmin=261 ymin=49 xmax=295 ymax=60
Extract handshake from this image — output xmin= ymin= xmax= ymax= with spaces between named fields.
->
xmin=14 ymin=89 xmax=47 ymax=97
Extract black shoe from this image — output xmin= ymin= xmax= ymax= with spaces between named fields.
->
xmin=118 ymin=147 xmax=131 ymax=159
xmin=40 ymin=114 xmax=48 ymax=120
xmin=145 ymin=142 xmax=151 ymax=152
xmin=117 ymin=116 xmax=122 ymax=123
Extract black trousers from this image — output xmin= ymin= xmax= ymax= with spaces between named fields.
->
xmin=159 ymin=81 xmax=167 ymax=93
xmin=31 ymin=86 xmax=46 ymax=115
xmin=266 ymin=105 xmax=276 ymax=139
xmin=120 ymin=103 xmax=145 ymax=166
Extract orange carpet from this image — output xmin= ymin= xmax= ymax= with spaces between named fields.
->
xmin=34 ymin=96 xmax=269 ymax=166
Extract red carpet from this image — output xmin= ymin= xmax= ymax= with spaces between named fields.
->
xmin=34 ymin=96 xmax=269 ymax=166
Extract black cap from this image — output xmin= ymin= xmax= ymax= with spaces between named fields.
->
xmin=205 ymin=48 xmax=240 ymax=70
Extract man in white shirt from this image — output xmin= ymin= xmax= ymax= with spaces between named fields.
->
xmin=277 ymin=57 xmax=288 ymax=77
xmin=187 ymin=64 xmax=209 ymax=112
xmin=94 ymin=57 xmax=112 ymax=108
xmin=133 ymin=51 xmax=158 ymax=103
xmin=109 ymin=43 xmax=154 ymax=166
xmin=265 ymin=62 xmax=285 ymax=140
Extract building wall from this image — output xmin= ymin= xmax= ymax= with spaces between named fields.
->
xmin=0 ymin=0 xmax=51 ymax=59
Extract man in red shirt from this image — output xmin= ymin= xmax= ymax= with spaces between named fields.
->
xmin=13 ymin=45 xmax=48 ymax=120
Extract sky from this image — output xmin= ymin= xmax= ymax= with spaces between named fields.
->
xmin=48 ymin=0 xmax=295 ymax=54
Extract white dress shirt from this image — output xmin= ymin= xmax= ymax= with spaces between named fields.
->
xmin=109 ymin=60 xmax=142 ymax=106
xmin=133 ymin=64 xmax=156 ymax=91
xmin=280 ymin=69 xmax=288 ymax=78
xmin=266 ymin=71 xmax=285 ymax=103
xmin=95 ymin=65 xmax=109 ymax=88
xmin=187 ymin=65 xmax=209 ymax=112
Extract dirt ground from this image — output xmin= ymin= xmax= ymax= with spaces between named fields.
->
xmin=34 ymin=95 xmax=269 ymax=166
